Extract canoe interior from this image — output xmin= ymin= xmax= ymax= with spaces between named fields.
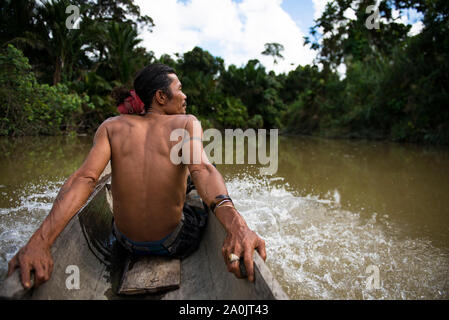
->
xmin=3 ymin=176 xmax=288 ymax=300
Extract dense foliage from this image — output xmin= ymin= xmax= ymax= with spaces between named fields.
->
xmin=0 ymin=44 xmax=91 ymax=135
xmin=0 ymin=0 xmax=447 ymax=144
xmin=297 ymin=0 xmax=449 ymax=144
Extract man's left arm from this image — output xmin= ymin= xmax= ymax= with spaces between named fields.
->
xmin=7 ymin=122 xmax=112 ymax=288
xmin=184 ymin=116 xmax=266 ymax=282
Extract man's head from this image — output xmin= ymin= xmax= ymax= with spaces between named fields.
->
xmin=134 ymin=63 xmax=187 ymax=115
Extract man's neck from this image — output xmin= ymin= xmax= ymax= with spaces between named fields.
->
xmin=145 ymin=106 xmax=165 ymax=116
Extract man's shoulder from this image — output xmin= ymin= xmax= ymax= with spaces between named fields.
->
xmin=165 ymin=114 xmax=199 ymax=128
xmin=99 ymin=115 xmax=132 ymax=129
xmin=97 ymin=114 xmax=200 ymax=132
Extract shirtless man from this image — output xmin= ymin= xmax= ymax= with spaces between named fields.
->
xmin=7 ymin=64 xmax=266 ymax=289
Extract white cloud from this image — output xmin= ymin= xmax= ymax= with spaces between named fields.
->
xmin=343 ymin=7 xmax=357 ymax=21
xmin=312 ymin=0 xmax=331 ymax=20
xmin=134 ymin=0 xmax=316 ymax=74
xmin=408 ymin=21 xmax=424 ymax=36
xmin=392 ymin=9 xmax=424 ymax=36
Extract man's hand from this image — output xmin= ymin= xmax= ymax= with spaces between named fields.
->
xmin=7 ymin=240 xmax=54 ymax=289
xmin=219 ymin=207 xmax=267 ymax=282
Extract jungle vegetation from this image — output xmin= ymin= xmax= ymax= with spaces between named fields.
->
xmin=0 ymin=0 xmax=448 ymax=145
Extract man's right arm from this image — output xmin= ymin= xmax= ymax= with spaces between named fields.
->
xmin=7 ymin=122 xmax=112 ymax=288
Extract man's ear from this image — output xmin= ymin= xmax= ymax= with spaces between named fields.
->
xmin=154 ymin=90 xmax=166 ymax=105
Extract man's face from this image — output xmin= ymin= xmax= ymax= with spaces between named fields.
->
xmin=164 ymin=74 xmax=187 ymax=115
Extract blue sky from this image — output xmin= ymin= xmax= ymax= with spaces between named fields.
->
xmin=135 ymin=0 xmax=423 ymax=74
xmin=281 ymin=0 xmax=316 ymax=34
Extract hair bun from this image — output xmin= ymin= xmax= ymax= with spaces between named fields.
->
xmin=116 ymin=90 xmax=145 ymax=115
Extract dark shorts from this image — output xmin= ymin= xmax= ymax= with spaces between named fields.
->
xmin=112 ymin=202 xmax=208 ymax=259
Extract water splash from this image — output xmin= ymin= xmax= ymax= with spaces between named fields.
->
xmin=1 ymin=172 xmax=448 ymax=299
xmin=226 ymin=173 xmax=449 ymax=300
xmin=0 ymin=181 xmax=63 ymax=280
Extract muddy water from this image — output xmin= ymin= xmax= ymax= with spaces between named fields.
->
xmin=0 ymin=135 xmax=448 ymax=299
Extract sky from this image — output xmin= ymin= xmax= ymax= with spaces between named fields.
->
xmin=134 ymin=0 xmax=424 ymax=75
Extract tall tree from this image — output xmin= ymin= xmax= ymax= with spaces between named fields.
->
xmin=33 ymin=0 xmax=85 ymax=84
xmin=304 ymin=0 xmax=410 ymax=72
xmin=261 ymin=42 xmax=284 ymax=65
xmin=0 ymin=0 xmax=39 ymax=44
xmin=101 ymin=22 xmax=144 ymax=84
xmin=73 ymin=0 xmax=154 ymax=28
xmin=5 ymin=0 xmax=86 ymax=84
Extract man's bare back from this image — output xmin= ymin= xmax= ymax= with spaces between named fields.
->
xmin=106 ymin=113 xmax=192 ymax=241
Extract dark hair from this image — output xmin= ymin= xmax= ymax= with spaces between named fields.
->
xmin=111 ymin=86 xmax=131 ymax=106
xmin=133 ymin=63 xmax=176 ymax=113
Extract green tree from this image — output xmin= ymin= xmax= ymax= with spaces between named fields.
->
xmin=73 ymin=0 xmax=154 ymax=28
xmin=220 ymin=59 xmax=285 ymax=128
xmin=8 ymin=0 xmax=87 ymax=85
xmin=305 ymin=0 xmax=410 ymax=72
xmin=101 ymin=22 xmax=144 ymax=84
xmin=174 ymin=47 xmax=224 ymax=120
xmin=0 ymin=45 xmax=91 ymax=136
xmin=0 ymin=0 xmax=39 ymax=44
xmin=261 ymin=42 xmax=284 ymax=65
xmin=296 ymin=0 xmax=449 ymax=144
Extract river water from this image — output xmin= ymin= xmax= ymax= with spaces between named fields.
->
xmin=0 ymin=134 xmax=448 ymax=299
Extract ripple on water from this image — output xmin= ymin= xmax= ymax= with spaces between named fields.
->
xmin=226 ymin=174 xmax=449 ymax=300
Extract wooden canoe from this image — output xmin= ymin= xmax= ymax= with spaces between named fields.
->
xmin=0 ymin=173 xmax=288 ymax=300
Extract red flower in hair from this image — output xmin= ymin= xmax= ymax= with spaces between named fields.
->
xmin=117 ymin=90 xmax=145 ymax=114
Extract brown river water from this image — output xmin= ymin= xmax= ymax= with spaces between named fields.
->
xmin=0 ymin=134 xmax=448 ymax=299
